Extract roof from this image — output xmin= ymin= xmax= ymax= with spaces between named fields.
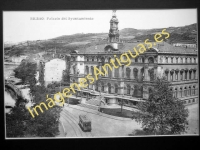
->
xmin=79 ymin=115 xmax=91 ymax=122
xmin=75 ymin=41 xmax=197 ymax=55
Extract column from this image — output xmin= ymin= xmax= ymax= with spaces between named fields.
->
xmin=112 ymin=66 xmax=114 ymax=78
xmin=144 ymin=65 xmax=149 ymax=81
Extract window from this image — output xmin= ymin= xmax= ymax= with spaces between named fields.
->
xmin=188 ymin=100 xmax=191 ymax=103
xmin=170 ymin=73 xmax=173 ymax=81
xmin=171 ymin=57 xmax=173 ymax=63
xmin=126 ymin=68 xmax=131 ymax=79
xmin=148 ymin=57 xmax=154 ymax=63
xmin=192 ymin=99 xmax=195 ymax=102
xmin=176 ymin=58 xmax=178 ymax=63
xmin=175 ymin=88 xmax=178 ymax=98
xmin=193 ymin=86 xmax=196 ymax=95
xmin=184 ymin=87 xmax=187 ymax=96
xmin=135 ymin=58 xmax=138 ymax=62
xmin=193 ymin=70 xmax=196 ymax=79
xmin=165 ymin=72 xmax=168 ymax=80
xmin=190 ymin=58 xmax=192 ymax=63
xmin=185 ymin=58 xmax=187 ymax=63
xmin=180 ymin=88 xmax=183 ymax=97
xmin=115 ymin=85 xmax=118 ymax=94
xmin=133 ymin=68 xmax=138 ymax=79
xmin=185 ymin=71 xmax=187 ymax=80
xmin=127 ymin=85 xmax=131 ymax=95
xmin=92 ymin=58 xmax=94 ymax=61
xmin=87 ymin=58 xmax=89 ymax=61
xmin=166 ymin=57 xmax=168 ymax=63
xmin=180 ymin=58 xmax=183 ymax=63
xmin=189 ymin=71 xmax=192 ymax=80
xmin=180 ymin=71 xmax=183 ymax=80
xmin=175 ymin=72 xmax=178 ymax=80
xmin=189 ymin=87 xmax=191 ymax=96
xmin=194 ymin=58 xmax=196 ymax=63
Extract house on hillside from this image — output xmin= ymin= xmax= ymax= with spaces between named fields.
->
xmin=172 ymin=40 xmax=197 ymax=48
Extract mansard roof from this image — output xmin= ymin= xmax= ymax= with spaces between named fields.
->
xmin=75 ymin=41 xmax=197 ymax=55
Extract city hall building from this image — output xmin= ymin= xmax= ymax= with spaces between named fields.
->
xmin=68 ymin=11 xmax=198 ymax=107
xmin=40 ymin=11 xmax=198 ymax=108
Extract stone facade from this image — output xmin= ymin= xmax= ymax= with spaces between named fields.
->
xmin=68 ymin=11 xmax=198 ymax=106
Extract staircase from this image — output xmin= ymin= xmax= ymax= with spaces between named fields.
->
xmin=85 ymin=98 xmax=101 ymax=106
xmin=77 ymin=103 xmax=98 ymax=110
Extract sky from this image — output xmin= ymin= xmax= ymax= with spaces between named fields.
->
xmin=3 ymin=9 xmax=197 ymax=44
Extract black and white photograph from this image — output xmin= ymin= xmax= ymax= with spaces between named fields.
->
xmin=3 ymin=9 xmax=198 ymax=138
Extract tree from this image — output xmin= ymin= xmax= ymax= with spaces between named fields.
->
xmin=14 ymin=61 xmax=37 ymax=86
xmin=6 ymin=85 xmax=62 ymax=137
xmin=134 ymin=77 xmax=189 ymax=135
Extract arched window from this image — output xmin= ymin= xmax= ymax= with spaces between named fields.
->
xmin=133 ymin=85 xmax=138 ymax=97
xmin=166 ymin=57 xmax=168 ymax=63
xmin=193 ymin=70 xmax=196 ymax=79
xmin=91 ymin=66 xmax=94 ymax=75
xmin=101 ymin=83 xmax=104 ymax=92
xmin=193 ymin=86 xmax=196 ymax=95
xmin=133 ymin=68 xmax=138 ymax=79
xmin=180 ymin=70 xmax=183 ymax=80
xmin=135 ymin=57 xmax=138 ymax=62
xmin=165 ymin=70 xmax=169 ymax=81
xmin=73 ymin=66 xmax=76 ymax=74
xmin=190 ymin=58 xmax=192 ymax=63
xmin=108 ymin=58 xmax=112 ymax=78
xmin=171 ymin=57 xmax=173 ymax=63
xmin=141 ymin=57 xmax=145 ymax=63
xmin=189 ymin=86 xmax=191 ymax=96
xmin=86 ymin=66 xmax=89 ymax=74
xmin=148 ymin=57 xmax=154 ymax=63
xmin=189 ymin=70 xmax=192 ymax=80
xmin=127 ymin=85 xmax=131 ymax=95
xmin=126 ymin=68 xmax=131 ymax=79
xmin=180 ymin=88 xmax=183 ymax=97
xmin=170 ymin=70 xmax=174 ymax=81
xmin=108 ymin=83 xmax=111 ymax=94
xmin=175 ymin=70 xmax=179 ymax=80
xmin=185 ymin=58 xmax=188 ymax=63
xmin=149 ymin=88 xmax=153 ymax=95
xmin=114 ymin=66 xmax=119 ymax=78
xmin=184 ymin=87 xmax=187 ymax=96
xmin=87 ymin=57 xmax=89 ymax=61
xmin=175 ymin=88 xmax=178 ymax=98
xmin=180 ymin=57 xmax=183 ymax=63
xmin=194 ymin=58 xmax=196 ymax=63
xmin=115 ymin=84 xmax=118 ymax=94
xmin=92 ymin=58 xmax=94 ymax=61
xmin=185 ymin=70 xmax=188 ymax=80
xmin=176 ymin=57 xmax=178 ymax=63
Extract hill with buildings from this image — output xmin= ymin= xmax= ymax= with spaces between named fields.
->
xmin=4 ymin=23 xmax=197 ymax=57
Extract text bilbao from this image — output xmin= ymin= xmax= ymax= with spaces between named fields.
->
xmin=27 ymin=29 xmax=169 ymax=118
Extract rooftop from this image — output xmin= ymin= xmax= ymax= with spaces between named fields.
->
xmin=74 ymin=41 xmax=197 ymax=55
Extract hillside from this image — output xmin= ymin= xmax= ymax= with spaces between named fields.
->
xmin=4 ymin=23 xmax=197 ymax=56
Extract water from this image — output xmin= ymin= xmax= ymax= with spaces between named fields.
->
xmin=4 ymin=64 xmax=19 ymax=78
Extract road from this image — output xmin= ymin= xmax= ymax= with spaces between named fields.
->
xmin=60 ymin=105 xmax=141 ymax=137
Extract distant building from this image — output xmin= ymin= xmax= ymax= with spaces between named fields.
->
xmin=11 ymin=55 xmax=28 ymax=63
xmin=172 ymin=40 xmax=197 ymax=48
xmin=43 ymin=58 xmax=66 ymax=86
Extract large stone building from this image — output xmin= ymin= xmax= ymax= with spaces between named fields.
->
xmin=68 ymin=10 xmax=198 ymax=107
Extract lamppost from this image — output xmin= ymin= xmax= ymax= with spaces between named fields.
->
xmin=121 ymin=64 xmax=125 ymax=114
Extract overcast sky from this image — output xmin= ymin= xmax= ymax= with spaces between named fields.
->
xmin=3 ymin=9 xmax=197 ymax=43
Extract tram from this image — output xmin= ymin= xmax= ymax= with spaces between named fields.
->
xmin=79 ymin=115 xmax=92 ymax=131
